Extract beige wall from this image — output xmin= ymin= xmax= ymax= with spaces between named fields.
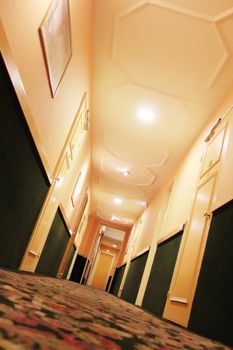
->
xmin=60 ymin=133 xmax=91 ymax=230
xmin=78 ymin=216 xmax=99 ymax=257
xmin=0 ymin=0 xmax=93 ymax=175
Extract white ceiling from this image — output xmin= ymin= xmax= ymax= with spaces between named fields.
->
xmin=90 ymin=0 xmax=233 ymax=227
xmin=101 ymin=226 xmax=125 ymax=248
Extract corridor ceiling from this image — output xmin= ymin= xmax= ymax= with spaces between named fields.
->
xmin=101 ymin=226 xmax=125 ymax=250
xmin=90 ymin=0 xmax=233 ymax=227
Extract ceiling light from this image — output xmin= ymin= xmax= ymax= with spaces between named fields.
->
xmin=136 ymin=200 xmax=148 ymax=208
xmin=138 ymin=107 xmax=155 ymax=122
xmin=114 ymin=197 xmax=122 ymax=204
xmin=113 ymin=244 xmax=117 ymax=248
xmin=123 ymin=170 xmax=130 ymax=176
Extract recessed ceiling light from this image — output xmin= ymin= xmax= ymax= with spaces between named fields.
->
xmin=123 ymin=170 xmax=130 ymax=176
xmin=138 ymin=108 xmax=155 ymax=122
xmin=136 ymin=200 xmax=148 ymax=208
xmin=114 ymin=197 xmax=122 ymax=204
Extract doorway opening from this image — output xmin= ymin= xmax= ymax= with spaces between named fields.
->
xmin=87 ymin=225 xmax=126 ymax=291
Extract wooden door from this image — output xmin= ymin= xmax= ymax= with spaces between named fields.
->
xmin=163 ymin=174 xmax=217 ymax=326
xmin=89 ymin=250 xmax=115 ymax=290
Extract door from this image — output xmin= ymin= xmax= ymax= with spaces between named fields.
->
xmin=89 ymin=250 xmax=115 ymax=290
xmin=163 ymin=173 xmax=217 ymax=326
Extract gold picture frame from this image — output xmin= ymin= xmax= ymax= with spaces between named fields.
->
xmin=39 ymin=0 xmax=72 ymax=97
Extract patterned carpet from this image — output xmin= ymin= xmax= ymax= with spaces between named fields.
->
xmin=0 ymin=268 xmax=231 ymax=350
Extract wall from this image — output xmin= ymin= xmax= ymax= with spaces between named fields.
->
xmin=0 ymin=0 xmax=93 ymax=273
xmin=78 ymin=215 xmax=99 ymax=258
xmin=0 ymin=0 xmax=93 ymax=175
xmin=121 ymin=86 xmax=233 ymax=329
xmin=60 ymin=133 xmax=91 ymax=232
xmin=130 ymin=87 xmax=233 ymax=258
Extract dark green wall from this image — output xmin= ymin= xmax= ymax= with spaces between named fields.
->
xmin=36 ymin=208 xmax=70 ymax=277
xmin=121 ymin=251 xmax=149 ymax=304
xmin=109 ymin=264 xmax=126 ymax=296
xmin=142 ymin=231 xmax=183 ymax=317
xmin=105 ymin=275 xmax=112 ymax=292
xmin=62 ymin=245 xmax=76 ymax=279
xmin=0 ymin=54 xmax=49 ymax=269
xmin=70 ymin=254 xmax=87 ymax=283
xmin=189 ymin=200 xmax=233 ymax=347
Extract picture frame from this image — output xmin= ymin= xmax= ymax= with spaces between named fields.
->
xmin=39 ymin=0 xmax=72 ymax=97
xmin=71 ymin=172 xmax=82 ymax=207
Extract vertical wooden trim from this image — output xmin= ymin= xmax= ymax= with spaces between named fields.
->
xmin=57 ymin=192 xmax=88 ymax=277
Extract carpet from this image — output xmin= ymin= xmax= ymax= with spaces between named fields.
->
xmin=0 ymin=268 xmax=231 ymax=349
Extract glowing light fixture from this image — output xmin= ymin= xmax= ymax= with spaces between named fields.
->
xmin=118 ymin=167 xmax=130 ymax=176
xmin=136 ymin=200 xmax=148 ymax=208
xmin=114 ymin=197 xmax=122 ymax=204
xmin=138 ymin=107 xmax=155 ymax=122
xmin=113 ymin=244 xmax=117 ymax=248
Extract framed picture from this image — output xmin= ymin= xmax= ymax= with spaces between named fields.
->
xmin=71 ymin=172 xmax=82 ymax=207
xmin=39 ymin=0 xmax=72 ymax=97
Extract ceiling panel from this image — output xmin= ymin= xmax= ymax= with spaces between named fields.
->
xmin=113 ymin=3 xmax=227 ymax=95
xmin=90 ymin=0 xmax=233 ymax=228
xmin=155 ymin=0 xmax=233 ymax=17
xmin=99 ymin=176 xmax=147 ymax=197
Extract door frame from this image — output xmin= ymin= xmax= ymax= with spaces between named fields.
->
xmin=88 ymin=249 xmax=115 ymax=289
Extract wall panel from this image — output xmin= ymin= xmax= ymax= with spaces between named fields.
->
xmin=70 ymin=255 xmax=88 ymax=283
xmin=121 ymin=251 xmax=148 ymax=304
xmin=0 ymin=54 xmax=49 ymax=269
xmin=142 ymin=231 xmax=183 ymax=317
xmin=189 ymin=200 xmax=233 ymax=347
xmin=35 ymin=208 xmax=70 ymax=277
xmin=109 ymin=264 xmax=126 ymax=296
